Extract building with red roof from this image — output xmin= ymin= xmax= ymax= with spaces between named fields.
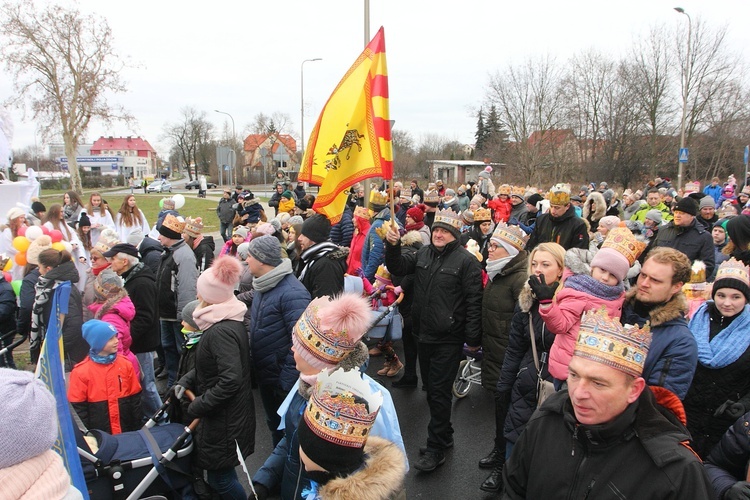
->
xmin=243 ymin=134 xmax=298 ymax=179
xmin=90 ymin=136 xmax=158 ymax=178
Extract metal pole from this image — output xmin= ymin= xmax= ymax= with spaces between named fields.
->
xmin=214 ymin=109 xmax=236 ymax=187
xmin=363 ymin=0 xmax=371 ymax=206
xmin=674 ymin=7 xmax=691 ymax=191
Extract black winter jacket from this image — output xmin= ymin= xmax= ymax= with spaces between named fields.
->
xmin=503 ymin=389 xmax=713 ymax=499
xmin=17 ymin=268 xmax=40 ymax=340
xmin=180 ymin=319 xmax=255 ymax=470
xmin=138 ymin=236 xmax=163 ymax=275
xmin=193 ymin=236 xmax=215 ymax=274
xmin=385 ymin=238 xmax=482 ymax=346
xmin=526 ymin=204 xmax=589 ymax=251
xmin=297 ymin=242 xmax=347 ymax=299
xmin=650 ymin=219 xmax=716 ymax=277
xmin=705 ymin=410 xmax=750 ymax=499
xmin=498 ymin=286 xmax=554 ymax=444
xmin=390 ymin=231 xmax=422 ymax=317
xmin=121 ymin=263 xmax=160 ymax=353
xmin=44 ymin=262 xmax=87 ymax=367
xmin=216 ymin=198 xmax=235 ymax=224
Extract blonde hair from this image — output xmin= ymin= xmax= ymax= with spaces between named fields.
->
xmin=528 ymin=242 xmax=566 ymax=296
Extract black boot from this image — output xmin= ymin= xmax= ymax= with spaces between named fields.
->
xmin=478 ymin=448 xmax=503 ymax=469
xmin=480 ymin=463 xmax=504 ymax=492
xmin=392 ymin=374 xmax=418 ymax=388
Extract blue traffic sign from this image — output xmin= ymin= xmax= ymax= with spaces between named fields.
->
xmin=744 ymin=145 xmax=749 ymax=165
xmin=679 ymin=148 xmax=689 ymax=163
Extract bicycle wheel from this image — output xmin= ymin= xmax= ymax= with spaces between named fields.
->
xmin=453 ymin=359 xmax=472 ymax=398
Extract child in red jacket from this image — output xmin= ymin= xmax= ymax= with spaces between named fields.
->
xmin=68 ymin=319 xmax=142 ymax=434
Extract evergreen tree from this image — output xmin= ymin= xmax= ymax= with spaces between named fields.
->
xmin=474 ymin=108 xmax=486 ymax=152
xmin=486 ymin=105 xmax=501 ymax=135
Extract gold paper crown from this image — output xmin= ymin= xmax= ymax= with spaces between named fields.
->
xmin=511 ymin=186 xmax=526 ymax=198
xmin=294 ymin=303 xmax=361 ymax=365
xmin=162 ymin=197 xmax=176 ymax=210
xmin=304 ymin=368 xmax=383 ymax=449
xmin=94 ymin=231 xmax=120 ymax=254
xmin=162 ymin=214 xmax=185 ymax=235
xmin=600 ymin=227 xmax=647 ymax=266
xmin=684 ymin=182 xmax=701 ymax=194
xmin=689 ymin=261 xmax=706 ymax=284
xmin=399 ymin=188 xmax=412 ymax=199
xmin=424 ymin=191 xmax=441 ymax=204
xmin=433 ymin=209 xmax=463 ymax=230
xmin=490 ymin=222 xmax=529 ymax=252
xmin=574 ymin=307 xmax=652 ymax=378
xmin=473 ymin=208 xmax=492 ymax=222
xmin=370 ymin=191 xmax=388 ymax=207
xmin=353 ymin=206 xmax=370 ymax=219
xmin=548 ymin=183 xmax=571 ymax=205
xmin=374 ymin=264 xmax=391 ymax=283
xmin=714 ymin=258 xmax=750 ymax=286
xmin=498 ymin=184 xmax=511 ymax=195
xmin=183 ymin=216 xmax=203 ymax=238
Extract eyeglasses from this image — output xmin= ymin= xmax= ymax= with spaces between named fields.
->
xmin=488 ymin=243 xmax=499 ymax=251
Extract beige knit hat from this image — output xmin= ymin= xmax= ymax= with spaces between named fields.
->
xmin=26 ymin=235 xmax=53 ymax=266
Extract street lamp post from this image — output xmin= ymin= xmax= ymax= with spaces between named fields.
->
xmin=674 ymin=6 xmax=692 ymax=192
xmin=300 ymin=58 xmax=322 ymax=156
xmin=214 ymin=109 xmax=236 ymax=187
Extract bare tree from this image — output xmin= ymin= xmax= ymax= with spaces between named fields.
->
xmin=0 ymin=1 xmax=132 ymax=193
xmin=162 ymin=107 xmax=214 ymax=181
xmin=245 ymin=112 xmax=295 ymax=137
xmin=487 ymin=55 xmax=566 ymax=185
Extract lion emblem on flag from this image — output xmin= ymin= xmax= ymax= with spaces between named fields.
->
xmin=325 ymin=127 xmax=365 ymax=171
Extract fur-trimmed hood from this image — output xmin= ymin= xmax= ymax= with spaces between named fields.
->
xmin=317 ymin=436 xmax=406 ymax=500
xmin=565 ymin=248 xmax=595 ymax=275
xmin=624 ymin=288 xmax=688 ymax=327
xmin=519 ymin=284 xmax=535 ymax=313
xmin=400 ymin=230 xmax=423 ymax=247
xmin=583 ymin=191 xmax=607 ymax=222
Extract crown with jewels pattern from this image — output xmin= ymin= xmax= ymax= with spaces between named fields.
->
xmin=353 ymin=206 xmax=370 ymax=220
xmin=183 ymin=216 xmax=204 ymax=238
xmin=162 ymin=214 xmax=185 ymax=235
xmin=294 ymin=301 xmax=360 ymax=365
xmin=511 ymin=186 xmax=526 ymax=198
xmin=574 ymin=307 xmax=652 ymax=378
xmin=374 ymin=264 xmax=391 ymax=284
xmin=600 ymin=227 xmax=647 ymax=266
xmin=684 ymin=182 xmax=701 ymax=194
xmin=714 ymin=258 xmax=750 ymax=286
xmin=548 ymin=183 xmax=571 ymax=205
xmin=490 ymin=222 xmax=529 ymax=252
xmin=473 ymin=208 xmax=492 ymax=222
xmin=433 ymin=209 xmax=463 ymax=230
xmin=423 ymin=190 xmax=441 ymax=204
xmin=370 ymin=191 xmax=388 ymax=207
xmin=399 ymin=188 xmax=412 ymax=200
xmin=304 ymin=368 xmax=383 ymax=449
xmin=497 ymin=184 xmax=511 ymax=195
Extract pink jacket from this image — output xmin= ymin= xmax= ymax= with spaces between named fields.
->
xmin=88 ymin=297 xmax=140 ymax=379
xmin=538 ymin=282 xmax=624 ymax=381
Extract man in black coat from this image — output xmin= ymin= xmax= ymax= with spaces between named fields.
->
xmin=648 ymin=196 xmax=716 ymax=277
xmin=105 ymin=243 xmax=163 ymax=418
xmin=385 ymin=210 xmax=483 ymax=473
xmin=296 ymin=214 xmax=347 ymax=299
xmin=526 ymin=185 xmax=589 ymax=251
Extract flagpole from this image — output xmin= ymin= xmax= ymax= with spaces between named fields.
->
xmin=363 ymin=0 xmax=371 ymax=211
xmin=389 ymin=181 xmax=396 ymax=230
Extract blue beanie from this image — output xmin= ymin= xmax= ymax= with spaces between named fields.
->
xmin=82 ymin=319 xmax=118 ymax=353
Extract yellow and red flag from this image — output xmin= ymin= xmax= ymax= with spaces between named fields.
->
xmin=299 ymin=26 xmax=393 ymax=223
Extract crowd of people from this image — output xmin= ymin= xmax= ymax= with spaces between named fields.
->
xmin=4 ymin=167 xmax=750 ymax=499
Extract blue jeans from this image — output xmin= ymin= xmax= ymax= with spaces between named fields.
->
xmin=206 ymin=467 xmax=246 ymax=499
xmin=160 ymin=320 xmax=184 ymax=388
xmin=220 ymin=221 xmax=232 ymax=242
xmin=136 ymin=352 xmax=163 ymax=417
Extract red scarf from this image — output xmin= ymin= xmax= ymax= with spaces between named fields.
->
xmin=92 ymin=263 xmax=110 ymax=276
xmin=405 ymin=221 xmax=424 ymax=232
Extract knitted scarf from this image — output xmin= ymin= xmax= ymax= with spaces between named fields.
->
xmin=29 ymin=275 xmax=58 ymax=351
xmin=689 ymin=302 xmax=750 ymax=368
xmin=253 ymin=258 xmax=293 ymax=293
xmin=405 ymin=221 xmax=424 ymax=232
xmin=299 ymin=241 xmax=338 ymax=282
xmin=192 ymin=298 xmax=247 ymax=331
xmin=486 ymin=256 xmax=514 ymax=282
xmin=564 ymin=273 xmax=624 ymax=300
xmin=0 ymin=450 xmax=74 ymax=499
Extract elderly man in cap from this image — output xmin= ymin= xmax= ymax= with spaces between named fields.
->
xmin=385 ymin=209 xmax=483 ymax=473
xmin=502 ymin=309 xmax=712 ymax=499
xmin=104 ymin=242 xmax=162 ymax=417
xmin=648 ymin=196 xmax=715 ymax=277
xmin=296 ymin=214 xmax=347 ymax=299
xmin=155 ymin=215 xmax=198 ymax=387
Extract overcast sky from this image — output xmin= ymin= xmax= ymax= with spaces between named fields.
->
xmin=2 ymin=0 xmax=749 ymax=159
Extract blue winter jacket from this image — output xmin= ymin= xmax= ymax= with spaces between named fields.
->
xmin=249 ymin=272 xmax=310 ymax=391
xmin=621 ymin=289 xmax=697 ymax=399
xmin=361 ymin=208 xmax=390 ymax=282
xmin=330 ymin=205 xmax=354 ymax=248
xmin=703 ymin=184 xmax=723 ymax=205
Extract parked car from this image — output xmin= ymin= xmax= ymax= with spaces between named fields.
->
xmin=147 ymin=180 xmax=172 ymax=193
xmin=185 ymin=179 xmax=217 ymax=190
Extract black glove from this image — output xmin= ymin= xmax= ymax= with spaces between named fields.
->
xmin=528 ymin=274 xmax=558 ymax=303
xmin=714 ymin=399 xmax=737 ymax=418
xmin=727 ymin=402 xmax=749 ymax=420
xmin=725 ymin=481 xmax=750 ymax=500
xmin=250 ymin=482 xmax=269 ymax=500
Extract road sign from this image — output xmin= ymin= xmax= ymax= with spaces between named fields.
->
xmin=679 ymin=148 xmax=689 ymax=163
xmin=744 ymin=145 xmax=749 ymax=165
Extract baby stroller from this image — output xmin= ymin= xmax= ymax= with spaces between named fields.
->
xmin=77 ymin=390 xmax=199 ymax=499
xmin=453 ymin=344 xmax=483 ymax=398
xmin=0 ymin=330 xmax=24 ymax=367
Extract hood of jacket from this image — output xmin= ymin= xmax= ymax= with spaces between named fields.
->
xmin=400 ymin=230 xmax=423 ymax=248
xmin=565 ymin=248 xmax=596 ymax=275
xmin=88 ymin=295 xmax=136 ymax=322
xmin=45 ymin=260 xmax=80 ymax=284
xmin=519 ymin=283 xmax=535 ymax=313
xmin=624 ymin=287 xmax=688 ymax=327
xmin=583 ymin=191 xmax=608 ymax=222
xmin=198 ymin=235 xmax=216 ymax=252
xmin=317 ymin=436 xmax=406 ymax=500
xmin=139 ymin=236 xmax=164 ymax=255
